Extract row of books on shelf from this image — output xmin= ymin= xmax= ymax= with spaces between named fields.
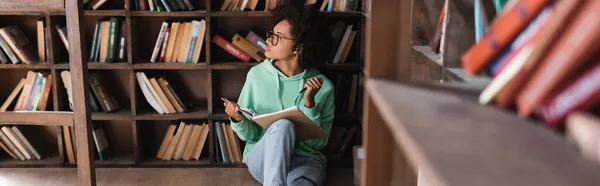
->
xmin=333 ymin=73 xmax=363 ymax=114
xmin=62 ymin=124 xmax=111 ymax=163
xmin=137 ymin=72 xmax=189 ymax=114
xmin=130 ymin=0 xmax=195 ymax=11
xmin=0 ymin=126 xmax=42 ymax=161
xmin=0 ymin=23 xmax=62 ymax=64
xmin=460 ymin=0 xmax=600 ymax=131
xmin=219 ymin=0 xmax=360 ymax=12
xmin=0 ymin=71 xmax=53 ymax=112
xmin=157 ymin=121 xmax=209 ymax=161
xmin=214 ymin=121 xmax=243 ymax=163
xmin=150 ymin=20 xmax=206 ymax=63
xmin=88 ymin=17 xmax=128 ymax=63
xmin=83 ymin=0 xmax=113 ymax=10
xmin=61 ymin=70 xmax=121 ymax=113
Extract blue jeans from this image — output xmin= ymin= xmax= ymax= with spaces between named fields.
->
xmin=246 ymin=119 xmax=327 ymax=186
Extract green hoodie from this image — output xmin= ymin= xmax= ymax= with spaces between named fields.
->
xmin=230 ymin=59 xmax=335 ymax=165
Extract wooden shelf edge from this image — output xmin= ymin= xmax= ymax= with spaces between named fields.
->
xmin=0 ymin=63 xmax=52 ymax=69
xmin=55 ymin=63 xmax=131 ymax=70
xmin=131 ymin=11 xmax=207 ymax=17
xmin=133 ymin=62 xmax=209 ymax=70
xmin=0 ymin=112 xmax=73 ymax=126
xmin=366 ymin=79 xmax=600 ymax=186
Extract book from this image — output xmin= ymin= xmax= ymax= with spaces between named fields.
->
xmin=240 ymin=106 xmax=329 ymax=142
xmin=63 ymin=126 xmax=75 ymax=163
xmin=38 ymin=74 xmax=52 ymax=111
xmin=89 ymin=21 xmax=101 ymax=62
xmin=151 ymin=22 xmax=169 ymax=62
xmin=106 ymin=18 xmax=120 ymax=63
xmin=337 ymin=27 xmax=356 ymax=64
xmin=232 ymin=34 xmax=265 ymax=62
xmin=215 ymin=121 xmax=230 ymax=163
xmin=173 ymin=123 xmax=192 ymax=160
xmin=116 ymin=21 xmax=127 ymax=62
xmin=0 ymin=34 xmax=19 ymax=64
xmin=149 ymin=78 xmax=176 ymax=113
xmin=225 ymin=124 xmax=242 ymax=163
xmin=171 ymin=22 xmax=188 ymax=63
xmin=245 ymin=31 xmax=267 ymax=52
xmin=0 ymin=136 xmax=16 ymax=159
xmin=185 ymin=20 xmax=206 ymax=63
xmin=158 ymin=27 xmax=170 ymax=62
xmin=92 ymin=123 xmax=110 ymax=160
xmin=212 ymin=34 xmax=250 ymax=63
xmin=56 ymin=25 xmax=69 ymax=52
xmin=182 ymin=124 xmax=203 ymax=161
xmin=0 ymin=26 xmax=37 ymax=63
xmin=99 ymin=21 xmax=110 ymax=63
xmin=0 ymin=43 xmax=8 ymax=63
xmin=461 ymin=0 xmax=552 ymax=74
xmin=538 ymin=63 xmax=600 ymax=128
xmin=2 ymin=126 xmax=31 ymax=160
xmin=12 ymin=126 xmax=41 ymax=160
xmin=89 ymin=73 xmax=120 ymax=112
xmin=37 ymin=19 xmax=45 ymax=62
xmin=15 ymin=72 xmax=37 ymax=111
xmin=221 ymin=122 xmax=234 ymax=163
xmin=177 ymin=22 xmax=193 ymax=63
xmin=0 ymin=129 xmax=24 ymax=160
xmin=25 ymin=73 xmax=42 ymax=111
xmin=190 ymin=20 xmax=206 ymax=64
xmin=517 ymin=0 xmax=600 ymax=117
xmin=136 ymin=72 xmax=165 ymax=114
xmin=192 ymin=123 xmax=209 ymax=160
xmin=495 ymin=0 xmax=581 ymax=108
xmin=157 ymin=124 xmax=176 ymax=159
xmin=30 ymin=74 xmax=46 ymax=111
xmin=163 ymin=122 xmax=185 ymax=160
xmin=164 ymin=22 xmax=180 ymax=63
xmin=157 ymin=77 xmax=186 ymax=113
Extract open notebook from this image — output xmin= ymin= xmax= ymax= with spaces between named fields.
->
xmin=223 ymin=97 xmax=328 ymax=142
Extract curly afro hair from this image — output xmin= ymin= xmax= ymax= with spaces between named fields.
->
xmin=271 ymin=0 xmax=330 ymax=69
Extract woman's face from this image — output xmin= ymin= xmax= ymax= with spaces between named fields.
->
xmin=264 ymin=20 xmax=297 ymax=60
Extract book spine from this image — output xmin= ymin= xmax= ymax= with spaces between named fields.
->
xmin=538 ymin=63 xmax=600 ymax=128
xmin=148 ymin=0 xmax=155 ymax=11
xmin=151 ymin=22 xmax=169 ymax=62
xmin=0 ymin=44 xmax=8 ymax=63
xmin=185 ymin=21 xmax=201 ymax=63
xmin=89 ymin=90 xmax=100 ymax=112
xmin=181 ymin=0 xmax=194 ymax=10
xmin=25 ymin=74 xmax=41 ymax=111
xmin=461 ymin=0 xmax=552 ymax=75
xmin=0 ymin=34 xmax=19 ymax=64
xmin=486 ymin=6 xmax=552 ymax=78
xmin=31 ymin=77 xmax=46 ymax=111
xmin=212 ymin=35 xmax=250 ymax=63
xmin=117 ymin=21 xmax=127 ymax=62
xmin=517 ymin=0 xmax=600 ymax=117
xmin=0 ymin=130 xmax=24 ymax=160
xmin=216 ymin=122 xmax=229 ymax=163
xmin=139 ymin=0 xmax=147 ymax=11
xmin=159 ymin=28 xmax=170 ymax=62
xmin=160 ymin=0 xmax=172 ymax=12
xmin=245 ymin=31 xmax=267 ymax=52
xmin=93 ymin=22 xmax=103 ymax=62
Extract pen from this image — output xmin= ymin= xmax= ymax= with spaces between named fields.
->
xmin=299 ymin=78 xmax=323 ymax=93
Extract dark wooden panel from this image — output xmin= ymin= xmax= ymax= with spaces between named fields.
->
xmin=131 ymin=11 xmax=207 ymax=17
xmin=94 ymin=120 xmax=134 ymax=154
xmin=212 ymin=69 xmax=247 ymax=113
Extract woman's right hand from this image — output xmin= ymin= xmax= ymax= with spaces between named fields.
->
xmin=224 ymin=101 xmax=244 ymax=122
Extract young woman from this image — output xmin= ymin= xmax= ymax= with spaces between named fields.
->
xmin=223 ymin=1 xmax=334 ymax=186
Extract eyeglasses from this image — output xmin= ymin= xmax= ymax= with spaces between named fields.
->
xmin=266 ymin=30 xmax=293 ymax=46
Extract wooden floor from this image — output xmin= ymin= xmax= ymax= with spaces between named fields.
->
xmin=0 ymin=168 xmax=354 ymax=186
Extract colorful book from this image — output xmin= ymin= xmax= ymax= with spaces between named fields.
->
xmin=151 ymin=22 xmax=169 ymax=62
xmin=212 ymin=34 xmax=250 ymax=63
xmin=245 ymin=31 xmax=267 ymax=52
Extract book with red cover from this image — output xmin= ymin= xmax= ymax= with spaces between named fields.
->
xmin=538 ymin=63 xmax=600 ymax=129
xmin=495 ymin=0 xmax=583 ymax=109
xmin=212 ymin=34 xmax=250 ymax=63
xmin=516 ymin=0 xmax=600 ymax=117
xmin=461 ymin=0 xmax=552 ymax=75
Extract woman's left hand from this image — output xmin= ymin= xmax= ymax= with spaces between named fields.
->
xmin=303 ymin=77 xmax=323 ymax=108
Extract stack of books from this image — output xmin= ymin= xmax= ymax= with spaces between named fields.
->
xmin=88 ymin=17 xmax=127 ymax=63
xmin=150 ymin=20 xmax=206 ymax=63
xmin=212 ymin=31 xmax=266 ymax=63
xmin=0 ymin=25 xmax=39 ymax=64
xmin=0 ymin=71 xmax=53 ymax=112
xmin=326 ymin=21 xmax=357 ymax=64
xmin=461 ymin=0 xmax=600 ymax=132
xmin=0 ymin=126 xmax=42 ymax=161
xmin=136 ymin=72 xmax=188 ymax=114
xmin=60 ymin=70 xmax=121 ymax=113
xmin=214 ymin=121 xmax=243 ymax=164
xmin=156 ymin=122 xmax=209 ymax=161
xmin=131 ymin=0 xmax=195 ymax=12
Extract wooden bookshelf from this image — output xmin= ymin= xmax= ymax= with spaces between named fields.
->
xmin=0 ymin=0 xmax=366 ymax=182
xmin=361 ymin=0 xmax=600 ymax=186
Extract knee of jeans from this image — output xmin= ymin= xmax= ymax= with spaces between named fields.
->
xmin=268 ymin=119 xmax=295 ymax=134
xmin=290 ymin=176 xmax=318 ymax=186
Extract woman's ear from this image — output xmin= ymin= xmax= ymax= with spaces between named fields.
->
xmin=293 ymin=44 xmax=303 ymax=56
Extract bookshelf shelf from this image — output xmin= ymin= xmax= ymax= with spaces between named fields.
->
xmin=133 ymin=62 xmax=209 ymax=70
xmin=0 ymin=63 xmax=52 ymax=69
xmin=135 ymin=108 xmax=210 ymax=120
xmin=54 ymin=63 xmax=132 ymax=70
xmin=366 ymin=79 xmax=600 ymax=186
xmin=84 ymin=10 xmax=127 ymax=16
xmin=0 ymin=112 xmax=73 ymax=126
xmin=214 ymin=162 xmax=248 ymax=168
xmin=209 ymin=11 xmax=363 ymax=17
xmin=210 ymin=62 xmax=256 ymax=69
xmin=95 ymin=154 xmax=135 ymax=167
xmin=0 ymin=154 xmax=61 ymax=168
xmin=131 ymin=11 xmax=208 ymax=17
xmin=91 ymin=109 xmax=132 ymax=120
xmin=140 ymin=157 xmax=212 ymax=167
